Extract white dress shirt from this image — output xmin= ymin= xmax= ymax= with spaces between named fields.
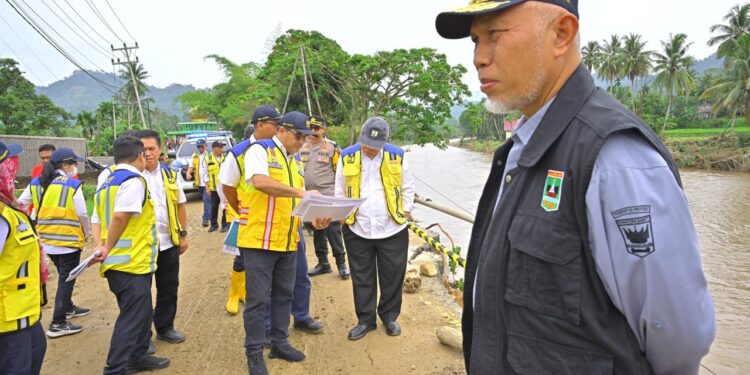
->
xmin=18 ymin=170 xmax=90 ymax=254
xmin=198 ymin=152 xmax=209 ymax=187
xmin=246 ymin=136 xmax=291 ymax=185
xmin=219 ymin=136 xmax=256 ymax=190
xmin=334 ymin=147 xmax=415 ymax=240
xmin=142 ymin=164 xmax=187 ymax=251
xmin=91 ymin=164 xmax=146 ymax=224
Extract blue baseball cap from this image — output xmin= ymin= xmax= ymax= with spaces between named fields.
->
xmin=436 ymin=0 xmax=579 ymax=39
xmin=281 ymin=112 xmax=314 ymax=135
xmin=252 ymin=105 xmax=283 ymax=124
xmin=0 ymin=141 xmax=23 ymax=164
xmin=50 ymin=148 xmax=85 ymax=165
xmin=196 ymin=139 xmax=207 ymax=147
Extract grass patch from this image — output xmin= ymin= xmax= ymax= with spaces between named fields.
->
xmin=664 ymin=127 xmax=750 ymax=140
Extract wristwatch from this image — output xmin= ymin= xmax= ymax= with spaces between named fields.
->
xmin=179 ymin=230 xmax=188 ymax=238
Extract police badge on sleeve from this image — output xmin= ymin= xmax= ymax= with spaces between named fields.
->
xmin=611 ymin=205 xmax=655 ymax=258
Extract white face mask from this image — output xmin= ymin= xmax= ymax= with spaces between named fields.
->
xmin=66 ymin=166 xmax=78 ymax=178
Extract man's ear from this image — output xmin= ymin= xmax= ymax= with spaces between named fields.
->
xmin=552 ymin=13 xmax=579 ymax=58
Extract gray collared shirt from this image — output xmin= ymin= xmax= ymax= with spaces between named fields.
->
xmin=479 ymin=98 xmax=714 ymax=374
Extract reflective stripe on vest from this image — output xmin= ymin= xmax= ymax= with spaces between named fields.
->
xmin=30 ymin=176 xmax=85 ymax=249
xmin=236 ymin=139 xmax=303 ymax=252
xmin=0 ymin=202 xmax=42 ymax=333
xmin=230 ymin=140 xmax=254 ymax=224
xmin=95 ymin=168 xmax=158 ymax=277
xmin=341 ymin=143 xmax=406 ymax=226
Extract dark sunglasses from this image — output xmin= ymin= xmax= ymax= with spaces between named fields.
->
xmin=285 ymin=127 xmax=307 ymax=141
xmin=309 ymin=125 xmax=323 ymax=131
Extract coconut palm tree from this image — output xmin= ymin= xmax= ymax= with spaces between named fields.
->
xmin=581 ymin=40 xmax=601 ymax=73
xmin=620 ymin=33 xmax=652 ymax=113
xmin=702 ymin=35 xmax=750 ymax=129
xmin=119 ymin=62 xmax=150 ymax=126
xmin=708 ymin=4 xmax=750 ymax=56
xmin=598 ymin=35 xmax=624 ymax=85
xmin=652 ymin=33 xmax=695 ymax=132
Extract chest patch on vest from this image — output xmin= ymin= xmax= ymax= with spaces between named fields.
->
xmin=541 ymin=170 xmax=565 ymax=212
xmin=612 ymin=205 xmax=655 ymax=258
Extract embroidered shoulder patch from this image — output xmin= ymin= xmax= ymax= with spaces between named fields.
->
xmin=611 ymin=205 xmax=655 ymax=258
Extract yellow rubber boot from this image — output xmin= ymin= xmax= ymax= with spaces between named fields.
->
xmin=225 ymin=270 xmax=244 ymax=315
xmin=238 ymin=271 xmax=246 ymax=304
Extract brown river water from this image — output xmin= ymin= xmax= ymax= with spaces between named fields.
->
xmin=407 ymin=144 xmax=749 ymax=374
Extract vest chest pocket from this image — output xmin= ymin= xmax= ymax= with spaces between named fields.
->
xmin=342 ymin=163 xmax=360 ymax=177
xmin=506 ymin=213 xmax=582 ymax=324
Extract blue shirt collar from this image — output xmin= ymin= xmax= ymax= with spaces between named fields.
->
xmin=511 ymin=97 xmax=556 ymax=146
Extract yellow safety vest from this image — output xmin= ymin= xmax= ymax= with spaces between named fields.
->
xmin=207 ymin=153 xmax=225 ymax=191
xmin=159 ymin=165 xmax=183 ymax=247
xmin=226 ymin=140 xmax=254 ymax=223
xmin=342 ymin=144 xmax=406 ymax=226
xmin=30 ymin=175 xmax=85 ymax=249
xmin=237 ymin=139 xmax=304 ymax=252
xmin=191 ymin=152 xmax=206 ymax=188
xmin=0 ymin=202 xmax=41 ymax=333
xmin=95 ymin=168 xmax=158 ymax=277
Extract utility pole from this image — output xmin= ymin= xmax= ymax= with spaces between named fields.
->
xmin=112 ymin=43 xmax=148 ymax=129
xmin=111 ymin=58 xmax=118 ymax=141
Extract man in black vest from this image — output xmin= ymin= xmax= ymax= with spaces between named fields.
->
xmin=436 ymin=1 xmax=715 ymax=374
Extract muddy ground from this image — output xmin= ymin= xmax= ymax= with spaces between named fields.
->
xmin=39 ymin=200 xmax=466 ymax=375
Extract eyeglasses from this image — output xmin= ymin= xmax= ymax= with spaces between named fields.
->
xmin=197 ymin=145 xmax=206 ymax=149
xmin=309 ymin=125 xmax=323 ymax=131
xmin=286 ymin=127 xmax=307 ymax=141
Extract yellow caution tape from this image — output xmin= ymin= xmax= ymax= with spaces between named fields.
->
xmin=408 ymin=223 xmax=466 ymax=269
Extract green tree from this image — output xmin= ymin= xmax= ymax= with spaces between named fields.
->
xmin=708 ymin=4 xmax=750 ymax=55
xmin=0 ymin=58 xmax=72 ymax=135
xmin=581 ymin=40 xmax=601 ymax=73
xmin=702 ymin=35 xmax=750 ymax=128
xmin=620 ymin=33 xmax=652 ymax=113
xmin=598 ymin=35 xmax=624 ymax=85
xmin=652 ymin=33 xmax=695 ymax=132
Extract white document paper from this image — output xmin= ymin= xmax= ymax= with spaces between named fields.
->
xmin=291 ymin=194 xmax=366 ymax=222
xmin=65 ymin=251 xmax=101 ymax=282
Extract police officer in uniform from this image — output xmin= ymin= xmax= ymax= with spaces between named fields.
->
xmin=435 ymin=1 xmax=716 ymax=373
xmin=0 ymin=141 xmax=47 ymax=375
xmin=92 ymin=136 xmax=170 ymax=374
xmin=335 ymin=118 xmax=415 ymax=340
xmin=300 ymin=116 xmax=350 ymax=280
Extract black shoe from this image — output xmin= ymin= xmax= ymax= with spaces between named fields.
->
xmin=126 ymin=355 xmax=170 ymax=373
xmin=337 ymin=264 xmax=350 ymax=280
xmin=65 ymin=305 xmax=90 ymax=319
xmin=308 ymin=263 xmax=332 ymax=277
xmin=385 ymin=321 xmax=401 ymax=336
xmin=156 ymin=329 xmax=185 ymax=343
xmin=208 ymin=225 xmax=218 ymax=233
xmin=220 ymin=224 xmax=229 ymax=233
xmin=268 ymin=345 xmax=306 ymax=362
xmin=147 ymin=340 xmax=156 ymax=355
xmin=247 ymin=353 xmax=268 ymax=375
xmin=348 ymin=323 xmax=376 ymax=340
xmin=293 ymin=318 xmax=324 ymax=334
xmin=46 ymin=321 xmax=83 ymax=338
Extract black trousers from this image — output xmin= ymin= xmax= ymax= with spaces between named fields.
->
xmin=241 ymin=248 xmax=296 ymax=356
xmin=153 ymin=246 xmax=180 ymax=334
xmin=0 ymin=322 xmax=46 ymax=375
xmin=312 ymin=222 xmax=346 ymax=266
xmin=210 ymin=191 xmax=227 ymax=227
xmin=104 ymin=271 xmax=153 ymax=375
xmin=48 ymin=251 xmax=81 ymax=324
xmin=343 ymin=226 xmax=409 ymax=325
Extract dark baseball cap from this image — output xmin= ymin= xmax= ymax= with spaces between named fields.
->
xmin=436 ymin=0 xmax=579 ymax=39
xmin=0 ymin=141 xmax=23 ymax=164
xmin=196 ymin=139 xmax=207 ymax=147
xmin=281 ymin=111 xmax=314 ymax=135
xmin=211 ymin=140 xmax=225 ymax=148
xmin=252 ymin=105 xmax=283 ymax=124
xmin=50 ymin=148 xmax=85 ymax=165
xmin=359 ymin=117 xmax=389 ymax=150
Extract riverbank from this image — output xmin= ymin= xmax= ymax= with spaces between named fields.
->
xmin=455 ymin=134 xmax=750 ymax=172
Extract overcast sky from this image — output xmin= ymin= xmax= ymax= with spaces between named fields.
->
xmin=0 ymin=0 xmax=741 ymax=97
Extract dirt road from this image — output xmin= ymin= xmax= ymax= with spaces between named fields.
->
xmin=39 ymin=201 xmax=466 ymax=375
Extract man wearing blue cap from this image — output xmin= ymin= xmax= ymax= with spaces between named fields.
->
xmin=435 ymin=1 xmax=715 ymax=374
xmin=186 ymin=139 xmax=212 ymax=227
xmin=0 ymin=141 xmax=47 ymax=375
xmin=238 ymin=111 xmax=330 ymax=375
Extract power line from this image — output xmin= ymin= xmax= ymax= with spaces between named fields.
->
xmin=83 ymin=0 xmax=123 ymax=43
xmin=59 ymin=0 xmax=111 ymax=46
xmin=14 ymin=0 xmax=112 ymax=73
xmin=0 ymin=11 xmax=60 ymax=81
xmin=5 ymin=0 xmax=115 ymax=92
xmin=39 ymin=0 xmax=111 ymax=57
xmin=0 ymin=34 xmax=45 ymax=83
xmin=104 ymin=0 xmax=136 ymax=42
